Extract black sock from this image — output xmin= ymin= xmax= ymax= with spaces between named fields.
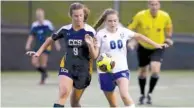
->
xmin=138 ymin=76 xmax=146 ymax=96
xmin=36 ymin=67 xmax=47 ymax=80
xmin=148 ymin=73 xmax=159 ymax=94
xmin=36 ymin=67 xmax=46 ymax=73
xmin=53 ymin=103 xmax=64 ymax=108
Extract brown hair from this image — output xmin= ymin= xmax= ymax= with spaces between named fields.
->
xmin=93 ymin=8 xmax=118 ymax=30
xmin=69 ymin=2 xmax=90 ymax=22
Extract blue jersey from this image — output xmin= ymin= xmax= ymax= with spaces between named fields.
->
xmin=30 ymin=20 xmax=54 ymax=51
xmin=52 ymin=24 xmax=96 ymax=71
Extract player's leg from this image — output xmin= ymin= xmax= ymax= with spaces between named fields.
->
xmin=39 ymin=52 xmax=49 ymax=84
xmin=53 ymin=56 xmax=73 ymax=107
xmin=53 ymin=75 xmax=73 ymax=107
xmin=70 ymin=88 xmax=85 ymax=107
xmin=147 ymin=48 xmax=164 ymax=104
xmin=99 ymin=73 xmax=118 ymax=107
xmin=115 ymin=71 xmax=135 ymax=108
xmin=70 ymin=69 xmax=92 ymax=107
xmin=31 ymin=55 xmax=45 ymax=84
xmin=103 ymin=91 xmax=118 ymax=107
xmin=31 ymin=56 xmax=40 ymax=68
xmin=148 ymin=61 xmax=161 ymax=94
xmin=137 ymin=44 xmax=151 ymax=104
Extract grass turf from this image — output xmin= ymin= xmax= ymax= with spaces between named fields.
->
xmin=1 ymin=70 xmax=194 ymax=107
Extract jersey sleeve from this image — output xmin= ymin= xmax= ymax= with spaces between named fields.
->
xmin=165 ymin=14 xmax=173 ymax=31
xmin=88 ymin=29 xmax=96 ymax=38
xmin=52 ymin=27 xmax=65 ymax=41
xmin=125 ymin=28 xmax=135 ymax=40
xmin=48 ymin=21 xmax=55 ymax=32
xmin=127 ymin=13 xmax=140 ymax=30
xmin=29 ymin=24 xmax=36 ymax=36
xmin=46 ymin=21 xmax=55 ymax=36
xmin=85 ymin=25 xmax=96 ymax=37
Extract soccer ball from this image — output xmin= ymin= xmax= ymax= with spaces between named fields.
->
xmin=96 ymin=53 xmax=115 ymax=72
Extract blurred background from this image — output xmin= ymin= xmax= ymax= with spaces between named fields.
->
xmin=1 ymin=1 xmax=194 ymax=107
xmin=1 ymin=1 xmax=194 ymax=70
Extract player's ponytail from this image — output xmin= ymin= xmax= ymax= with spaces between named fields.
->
xmin=93 ymin=8 xmax=118 ymax=30
xmin=93 ymin=13 xmax=106 ymax=30
xmin=83 ymin=6 xmax=90 ymax=22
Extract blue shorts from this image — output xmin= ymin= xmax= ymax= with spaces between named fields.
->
xmin=98 ymin=70 xmax=130 ymax=92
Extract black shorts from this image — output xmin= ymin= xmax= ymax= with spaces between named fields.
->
xmin=137 ymin=44 xmax=165 ymax=67
xmin=58 ymin=65 xmax=91 ymax=89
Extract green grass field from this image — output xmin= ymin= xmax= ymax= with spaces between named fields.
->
xmin=1 ymin=70 xmax=194 ymax=107
xmin=2 ymin=1 xmax=194 ymax=33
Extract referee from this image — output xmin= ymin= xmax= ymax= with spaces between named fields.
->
xmin=128 ymin=0 xmax=173 ymax=105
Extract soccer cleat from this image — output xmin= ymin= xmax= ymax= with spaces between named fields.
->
xmin=138 ymin=95 xmax=145 ymax=105
xmin=146 ymin=94 xmax=152 ymax=104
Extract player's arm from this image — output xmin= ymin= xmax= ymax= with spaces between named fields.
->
xmin=85 ymin=30 xmax=100 ymax=59
xmin=133 ymin=33 xmax=167 ymax=49
xmin=35 ymin=37 xmax=54 ymax=56
xmin=85 ymin=32 xmax=101 ymax=59
xmin=127 ymin=13 xmax=140 ymax=31
xmin=36 ymin=28 xmax=65 ymax=56
xmin=48 ymin=21 xmax=61 ymax=51
xmin=54 ymin=40 xmax=61 ymax=51
xmin=127 ymin=13 xmax=140 ymax=49
xmin=25 ymin=26 xmax=35 ymax=51
xmin=165 ymin=14 xmax=174 ymax=46
xmin=25 ymin=35 xmax=34 ymax=51
xmin=26 ymin=27 xmax=64 ymax=57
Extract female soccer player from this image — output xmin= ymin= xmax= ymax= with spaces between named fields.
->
xmin=26 ymin=3 xmax=96 ymax=107
xmin=87 ymin=8 xmax=168 ymax=107
xmin=25 ymin=8 xmax=61 ymax=84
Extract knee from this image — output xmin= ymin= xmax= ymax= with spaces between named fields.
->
xmin=41 ymin=64 xmax=47 ymax=68
xmin=151 ymin=68 xmax=160 ymax=73
xmin=151 ymin=73 xmax=159 ymax=78
xmin=139 ymin=69 xmax=147 ymax=77
xmin=151 ymin=62 xmax=161 ymax=73
xmin=31 ymin=60 xmax=39 ymax=68
xmin=59 ymin=85 xmax=70 ymax=98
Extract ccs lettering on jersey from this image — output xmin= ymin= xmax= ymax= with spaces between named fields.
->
xmin=60 ymin=68 xmax=69 ymax=73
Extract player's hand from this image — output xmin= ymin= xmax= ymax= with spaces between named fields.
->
xmin=93 ymin=37 xmax=98 ymax=47
xmin=127 ymin=39 xmax=138 ymax=50
xmin=26 ymin=51 xmax=40 ymax=57
xmin=85 ymin=34 xmax=93 ymax=45
xmin=165 ymin=38 xmax=174 ymax=46
xmin=155 ymin=43 xmax=169 ymax=49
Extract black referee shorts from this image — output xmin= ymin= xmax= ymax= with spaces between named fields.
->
xmin=137 ymin=44 xmax=165 ymax=67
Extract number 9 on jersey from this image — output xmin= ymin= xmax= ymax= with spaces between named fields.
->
xmin=73 ymin=47 xmax=78 ymax=56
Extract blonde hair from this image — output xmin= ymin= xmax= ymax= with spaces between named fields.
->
xmin=93 ymin=8 xmax=118 ymax=30
xmin=69 ymin=2 xmax=90 ymax=22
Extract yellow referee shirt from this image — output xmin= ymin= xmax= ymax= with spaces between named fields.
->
xmin=128 ymin=9 xmax=172 ymax=49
